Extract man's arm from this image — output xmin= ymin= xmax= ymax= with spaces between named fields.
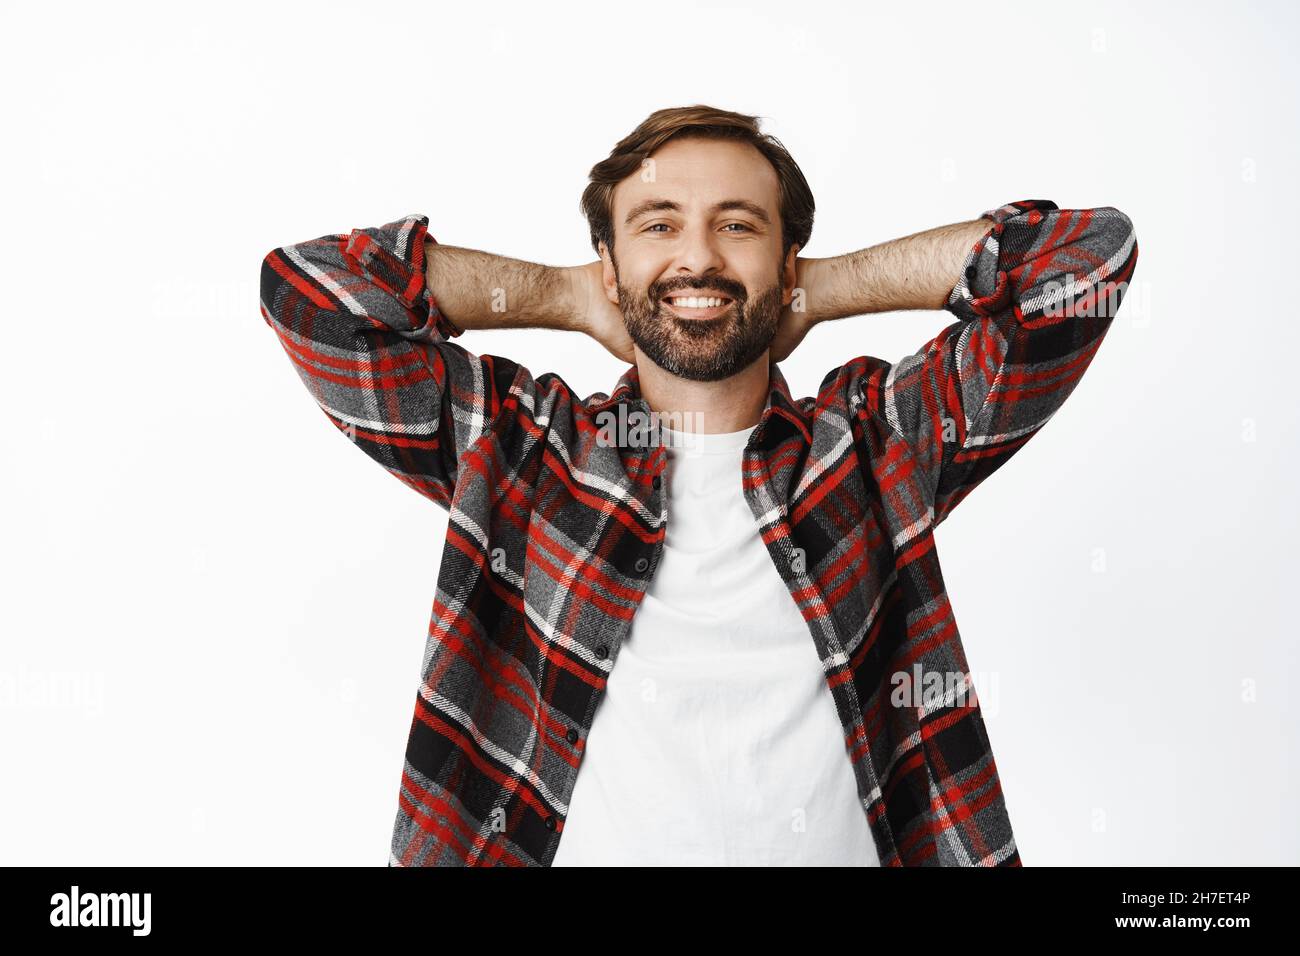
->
xmin=260 ymin=214 xmax=584 ymax=509
xmin=422 ymin=243 xmax=579 ymax=332
xmin=425 ymin=246 xmax=634 ymax=360
xmin=798 ymin=217 xmax=995 ymax=320
xmin=802 ymin=199 xmax=1139 ymax=527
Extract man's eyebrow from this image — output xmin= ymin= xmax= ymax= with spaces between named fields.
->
xmin=623 ymin=198 xmax=772 ymax=227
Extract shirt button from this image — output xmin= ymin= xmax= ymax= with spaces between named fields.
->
xmin=595 ymin=644 xmax=609 ymax=659
xmin=634 ymin=557 xmax=649 ymax=573
xmin=652 ymin=476 xmax=661 ymax=490
xmin=545 ymin=815 xmax=557 ymax=831
xmin=566 ymin=728 xmax=579 ymax=745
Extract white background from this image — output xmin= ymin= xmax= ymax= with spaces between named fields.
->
xmin=3 ymin=0 xmax=1296 ymax=865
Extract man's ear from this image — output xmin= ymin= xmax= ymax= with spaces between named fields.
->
xmin=782 ymin=242 xmax=802 ymax=306
xmin=598 ymin=241 xmax=620 ymax=305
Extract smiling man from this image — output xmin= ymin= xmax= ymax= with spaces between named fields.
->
xmin=611 ymin=158 xmax=788 ymax=387
xmin=260 ymin=104 xmax=1138 ymax=866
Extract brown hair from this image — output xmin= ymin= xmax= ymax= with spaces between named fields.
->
xmin=580 ymin=104 xmax=814 ymax=261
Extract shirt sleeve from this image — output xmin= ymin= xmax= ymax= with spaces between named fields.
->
xmin=259 ymin=213 xmax=506 ymax=510
xmin=863 ymin=199 xmax=1139 ymax=527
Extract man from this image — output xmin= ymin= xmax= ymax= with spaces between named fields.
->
xmin=259 ymin=104 xmax=1138 ymax=866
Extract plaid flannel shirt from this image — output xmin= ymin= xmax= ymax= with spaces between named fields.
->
xmin=260 ymin=199 xmax=1138 ymax=866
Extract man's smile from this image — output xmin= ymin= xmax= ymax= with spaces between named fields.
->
xmin=659 ymin=293 xmax=737 ymax=320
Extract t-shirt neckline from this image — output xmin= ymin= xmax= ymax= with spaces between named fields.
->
xmin=660 ymin=423 xmax=757 ymax=455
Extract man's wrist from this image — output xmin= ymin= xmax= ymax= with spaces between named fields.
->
xmin=554 ymin=263 xmax=591 ymax=335
xmin=792 ymin=256 xmax=829 ymax=328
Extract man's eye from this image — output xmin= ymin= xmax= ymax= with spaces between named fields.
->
xmin=644 ymin=223 xmax=751 ymax=234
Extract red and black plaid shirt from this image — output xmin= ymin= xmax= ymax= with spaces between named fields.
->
xmin=260 ymin=199 xmax=1138 ymax=865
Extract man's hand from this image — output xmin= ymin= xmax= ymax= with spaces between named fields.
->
xmin=567 ymin=260 xmax=635 ymax=363
xmin=769 ymin=257 xmax=821 ymax=364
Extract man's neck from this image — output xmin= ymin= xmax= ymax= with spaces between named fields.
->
xmin=633 ymin=352 xmax=771 ymax=434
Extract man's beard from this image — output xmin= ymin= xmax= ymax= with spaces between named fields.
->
xmin=615 ymin=266 xmax=783 ymax=382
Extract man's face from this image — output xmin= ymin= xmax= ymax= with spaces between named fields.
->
xmin=603 ymin=136 xmax=795 ymax=382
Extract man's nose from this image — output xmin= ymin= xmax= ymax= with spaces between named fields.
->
xmin=670 ymin=223 xmax=728 ymax=277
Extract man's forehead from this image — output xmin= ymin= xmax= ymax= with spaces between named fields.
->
xmin=614 ymin=143 xmax=779 ymax=215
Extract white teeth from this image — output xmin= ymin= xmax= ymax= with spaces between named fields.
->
xmin=667 ymin=296 xmax=726 ymax=309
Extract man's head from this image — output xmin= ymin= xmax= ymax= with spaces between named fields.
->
xmin=580 ymin=106 xmax=815 ymax=382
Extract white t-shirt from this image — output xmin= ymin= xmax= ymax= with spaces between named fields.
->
xmin=551 ymin=423 xmax=880 ymax=866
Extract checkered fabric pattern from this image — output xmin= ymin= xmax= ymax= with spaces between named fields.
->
xmin=260 ymin=199 xmax=1138 ymax=865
